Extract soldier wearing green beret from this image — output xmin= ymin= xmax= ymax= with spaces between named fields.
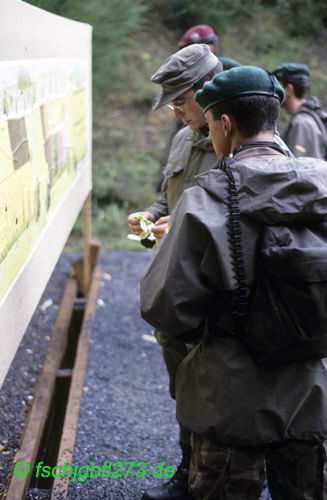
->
xmin=220 ymin=56 xmax=241 ymax=70
xmin=132 ymin=48 xmax=286 ymax=500
xmin=272 ymin=62 xmax=327 ymax=159
xmin=141 ymin=66 xmax=327 ymax=499
xmin=129 ymin=43 xmax=222 ymax=500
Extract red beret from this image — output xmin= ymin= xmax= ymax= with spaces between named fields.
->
xmin=178 ymin=24 xmax=218 ymax=50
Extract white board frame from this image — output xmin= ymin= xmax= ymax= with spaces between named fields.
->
xmin=0 ymin=0 xmax=92 ymax=387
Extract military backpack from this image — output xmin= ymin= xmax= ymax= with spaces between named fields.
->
xmin=221 ymin=151 xmax=327 ymax=365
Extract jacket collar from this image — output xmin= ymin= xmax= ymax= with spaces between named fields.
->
xmin=231 ymin=141 xmax=288 ymax=160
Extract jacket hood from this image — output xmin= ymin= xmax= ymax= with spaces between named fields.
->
xmin=192 ymin=128 xmax=214 ymax=152
xmin=195 ymin=151 xmax=327 ymax=225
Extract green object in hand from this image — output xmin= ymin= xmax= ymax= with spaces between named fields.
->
xmin=127 ymin=215 xmax=156 ymax=245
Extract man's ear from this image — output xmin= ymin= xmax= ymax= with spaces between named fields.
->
xmin=220 ymin=113 xmax=233 ymax=138
xmin=285 ymin=82 xmax=294 ymax=98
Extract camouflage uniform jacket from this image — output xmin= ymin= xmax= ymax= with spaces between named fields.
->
xmin=146 ymin=125 xmax=216 ymax=221
xmin=282 ymin=97 xmax=326 ymax=159
xmin=141 ymin=144 xmax=327 ymax=447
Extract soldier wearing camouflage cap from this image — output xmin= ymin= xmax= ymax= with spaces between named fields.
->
xmin=141 ymin=66 xmax=327 ymax=499
xmin=128 ymin=43 xmax=223 ymax=500
xmin=154 ymin=31 xmax=240 ymax=193
xmin=151 ymin=43 xmax=220 ymax=111
xmin=272 ymin=62 xmax=327 ymax=159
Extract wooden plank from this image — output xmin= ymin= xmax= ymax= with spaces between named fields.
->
xmin=72 ymin=241 xmax=101 ymax=296
xmin=6 ymin=272 xmax=78 ymax=500
xmin=51 ymin=267 xmax=101 ymax=499
xmin=83 ymin=193 xmax=92 ymax=296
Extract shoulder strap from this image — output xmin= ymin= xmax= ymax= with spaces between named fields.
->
xmin=219 ymin=157 xmax=248 ymax=318
xmin=295 ymin=106 xmax=327 ymax=141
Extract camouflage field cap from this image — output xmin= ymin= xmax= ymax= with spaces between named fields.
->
xmin=196 ymin=65 xmax=285 ymax=113
xmin=272 ymin=63 xmax=310 ymax=84
xmin=151 ymin=44 xmax=220 ymax=111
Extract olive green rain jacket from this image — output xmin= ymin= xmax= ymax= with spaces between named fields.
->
xmin=146 ymin=125 xmax=216 ymax=220
xmin=141 ymin=145 xmax=327 ymax=447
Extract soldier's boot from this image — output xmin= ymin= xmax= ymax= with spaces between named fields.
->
xmin=142 ymin=443 xmax=194 ymax=500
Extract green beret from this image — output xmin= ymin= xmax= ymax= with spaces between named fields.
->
xmin=195 ymin=65 xmax=285 ymax=113
xmin=220 ymin=56 xmax=241 ymax=70
xmin=272 ymin=63 xmax=310 ymax=83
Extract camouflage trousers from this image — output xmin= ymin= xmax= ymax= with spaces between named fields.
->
xmin=189 ymin=434 xmax=326 ymax=500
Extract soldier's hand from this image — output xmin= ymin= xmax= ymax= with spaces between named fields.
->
xmin=127 ymin=211 xmax=154 ymax=235
xmin=151 ymin=216 xmax=170 ymax=241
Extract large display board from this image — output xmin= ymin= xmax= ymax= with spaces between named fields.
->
xmin=0 ymin=0 xmax=92 ymax=387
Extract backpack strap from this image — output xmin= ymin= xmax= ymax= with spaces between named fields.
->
xmin=294 ymin=105 xmax=327 ymax=158
xmin=218 ymin=157 xmax=249 ymax=318
xmin=296 ymin=106 xmax=327 ymax=137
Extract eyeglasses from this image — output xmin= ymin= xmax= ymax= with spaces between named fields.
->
xmin=167 ymin=103 xmax=184 ymax=112
xmin=167 ymin=92 xmax=195 ymax=113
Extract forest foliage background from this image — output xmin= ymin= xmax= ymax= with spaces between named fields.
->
xmin=26 ymin=0 xmax=327 ymax=249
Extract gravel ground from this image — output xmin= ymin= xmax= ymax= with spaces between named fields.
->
xmin=68 ymin=250 xmax=180 ymax=499
xmin=0 ymin=249 xmax=271 ymax=499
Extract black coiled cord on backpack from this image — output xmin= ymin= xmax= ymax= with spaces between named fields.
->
xmin=217 ymin=158 xmax=249 ymax=318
